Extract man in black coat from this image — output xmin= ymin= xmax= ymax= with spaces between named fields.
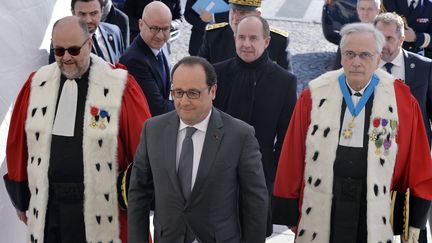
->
xmin=383 ymin=0 xmax=432 ymax=58
xmin=213 ymin=15 xmax=297 ymax=237
xmin=198 ymin=0 xmax=293 ymax=72
xmin=374 ymin=13 xmax=432 ymax=242
xmin=120 ymin=1 xmax=174 ymax=116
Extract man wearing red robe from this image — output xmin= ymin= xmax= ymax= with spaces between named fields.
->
xmin=273 ymin=22 xmax=432 ymax=243
xmin=3 ymin=16 xmax=151 ymax=243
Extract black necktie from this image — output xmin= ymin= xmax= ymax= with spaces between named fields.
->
xmin=178 ymin=127 xmax=197 ymax=200
xmin=92 ymin=34 xmax=105 ymax=60
xmin=157 ymin=51 xmax=167 ymax=85
xmin=384 ymin=62 xmax=394 ymax=74
xmin=409 ymin=0 xmax=416 ymax=12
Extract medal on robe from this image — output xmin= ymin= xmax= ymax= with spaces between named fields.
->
xmin=338 ymin=73 xmax=379 ymax=140
xmin=342 ymin=117 xmax=356 ymax=139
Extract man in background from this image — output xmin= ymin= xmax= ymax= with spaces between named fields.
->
xmin=213 ymin=15 xmax=297 ymax=237
xmin=120 ymin=1 xmax=174 ymax=116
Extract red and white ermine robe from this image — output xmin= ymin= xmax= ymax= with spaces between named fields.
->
xmin=3 ymin=54 xmax=152 ymax=243
xmin=273 ymin=68 xmax=432 ymax=243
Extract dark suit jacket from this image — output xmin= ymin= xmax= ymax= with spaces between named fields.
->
xmin=128 ymin=108 xmax=268 ymax=243
xmin=184 ymin=0 xmax=229 ymax=55
xmin=402 ymin=49 xmax=432 ymax=144
xmin=383 ymin=0 xmax=432 ymax=57
xmin=49 ymin=22 xmax=125 ymax=64
xmin=104 ymin=5 xmax=130 ymax=48
xmin=120 ymin=35 xmax=174 ymax=116
xmin=197 ymin=24 xmax=293 ymax=72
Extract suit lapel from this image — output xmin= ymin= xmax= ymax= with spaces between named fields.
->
xmin=164 ymin=113 xmax=185 ymax=200
xmin=187 ymin=108 xmax=224 ymax=206
xmin=403 ymin=50 xmax=415 ymax=85
xmin=99 ymin=25 xmax=115 ymax=63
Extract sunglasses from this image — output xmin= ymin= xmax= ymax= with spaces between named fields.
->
xmin=52 ymin=38 xmax=90 ymax=57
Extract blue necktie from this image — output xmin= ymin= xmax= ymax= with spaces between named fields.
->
xmin=384 ymin=62 xmax=393 ymax=74
xmin=92 ymin=34 xmax=105 ymax=60
xmin=157 ymin=51 xmax=167 ymax=85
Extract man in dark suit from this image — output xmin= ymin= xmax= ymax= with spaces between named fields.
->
xmin=102 ymin=0 xmax=130 ymax=47
xmin=124 ymin=0 xmax=182 ymax=43
xmin=120 ymin=1 xmax=174 ymax=116
xmin=213 ymin=15 xmax=297 ymax=237
xmin=128 ymin=56 xmax=268 ymax=243
xmin=49 ymin=0 xmax=125 ymax=64
xmin=197 ymin=0 xmax=293 ymax=72
xmin=184 ymin=0 xmax=229 ymax=55
xmin=383 ymin=0 xmax=432 ymax=58
xmin=374 ymin=12 xmax=432 ymax=242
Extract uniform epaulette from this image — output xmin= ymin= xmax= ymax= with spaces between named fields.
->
xmin=270 ymin=26 xmax=289 ymax=37
xmin=206 ymin=22 xmax=229 ymax=31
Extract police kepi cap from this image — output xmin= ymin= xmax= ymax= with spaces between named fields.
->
xmin=229 ymin=0 xmax=262 ymax=11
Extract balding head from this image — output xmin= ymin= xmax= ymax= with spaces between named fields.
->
xmin=139 ymin=1 xmax=172 ymax=49
xmin=52 ymin=16 xmax=92 ymax=79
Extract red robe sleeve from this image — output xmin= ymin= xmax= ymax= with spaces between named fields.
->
xmin=3 ymin=73 xmax=34 ymax=211
xmin=391 ymin=82 xmax=432 ymax=228
xmin=116 ymin=72 xmax=152 ymax=242
xmin=272 ymin=89 xmax=312 ymax=226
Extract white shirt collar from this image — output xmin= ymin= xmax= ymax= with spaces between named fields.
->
xmin=151 ymin=48 xmax=162 ymax=57
xmin=379 ymin=48 xmax=403 ymax=68
xmin=95 ymin=27 xmax=102 ymax=40
xmin=179 ymin=109 xmax=212 ymax=133
xmin=408 ymin=0 xmax=420 ymax=7
xmin=345 ymin=78 xmax=371 ymax=96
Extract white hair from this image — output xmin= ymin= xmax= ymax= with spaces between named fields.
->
xmin=340 ymin=22 xmax=385 ymax=53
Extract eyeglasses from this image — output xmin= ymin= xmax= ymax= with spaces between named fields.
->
xmin=52 ymin=38 xmax=90 ymax=56
xmin=342 ymin=50 xmax=377 ymax=61
xmin=171 ymin=87 xmax=210 ymax=99
xmin=141 ymin=18 xmax=171 ymax=35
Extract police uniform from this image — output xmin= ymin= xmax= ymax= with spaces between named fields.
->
xmin=383 ymin=0 xmax=432 ymax=58
xmin=196 ymin=0 xmax=293 ymax=71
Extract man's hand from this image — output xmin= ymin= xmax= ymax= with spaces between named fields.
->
xmin=199 ymin=10 xmax=213 ymax=23
xmin=401 ymin=226 xmax=420 ymax=243
xmin=16 ymin=209 xmax=27 ymax=225
xmin=404 ymin=27 xmax=417 ymax=42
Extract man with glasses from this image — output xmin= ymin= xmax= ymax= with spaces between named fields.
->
xmin=120 ymin=1 xmax=173 ymax=116
xmin=213 ymin=15 xmax=297 ymax=237
xmin=273 ymin=23 xmax=432 ymax=243
xmin=128 ymin=56 xmax=268 ymax=243
xmin=3 ymin=16 xmax=151 ymax=243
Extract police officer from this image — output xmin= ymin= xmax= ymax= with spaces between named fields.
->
xmin=197 ymin=0 xmax=293 ymax=72
xmin=383 ymin=0 xmax=432 ymax=58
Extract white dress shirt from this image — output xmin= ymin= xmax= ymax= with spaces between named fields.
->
xmin=176 ymin=110 xmax=212 ymax=189
xmin=379 ymin=49 xmax=405 ymax=81
xmin=95 ymin=27 xmax=110 ymax=62
xmin=339 ymin=79 xmax=371 ymax=148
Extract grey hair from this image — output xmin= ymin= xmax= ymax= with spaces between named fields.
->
xmin=374 ymin=12 xmax=405 ymax=37
xmin=340 ymin=22 xmax=385 ymax=53
xmin=357 ymin=0 xmax=381 ymax=9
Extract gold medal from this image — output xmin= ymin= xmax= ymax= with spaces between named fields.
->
xmin=343 ymin=128 xmax=352 ymax=139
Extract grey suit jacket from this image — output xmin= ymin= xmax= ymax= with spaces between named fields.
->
xmin=128 ymin=108 xmax=268 ymax=243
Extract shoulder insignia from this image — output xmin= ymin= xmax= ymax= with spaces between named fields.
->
xmin=270 ymin=26 xmax=289 ymax=37
xmin=206 ymin=22 xmax=229 ymax=31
